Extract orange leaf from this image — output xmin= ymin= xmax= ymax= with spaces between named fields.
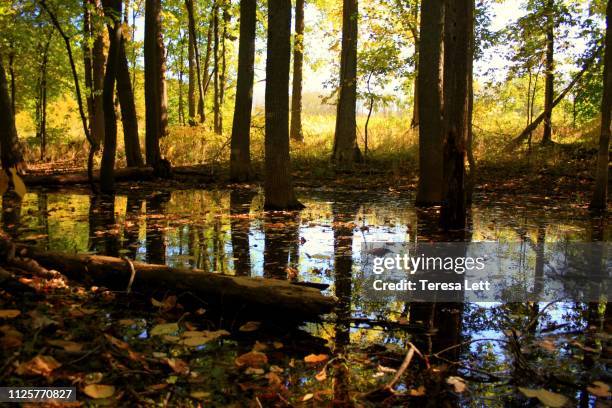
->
xmin=304 ymin=354 xmax=329 ymax=364
xmin=16 ymin=355 xmax=61 ymax=376
xmin=235 ymin=351 xmax=268 ymax=368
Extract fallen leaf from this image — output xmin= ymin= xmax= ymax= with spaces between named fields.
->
xmin=408 ymin=385 xmax=426 ymax=397
xmin=269 ymin=365 xmax=283 ymax=373
xmin=239 ymin=321 xmax=261 ymax=332
xmin=162 ymin=335 xmax=180 ymax=343
xmin=16 ymin=355 xmax=61 ymax=376
xmin=83 ymin=384 xmax=115 ymax=399
xmin=587 ymin=381 xmax=611 ymax=398
xmin=304 ymin=354 xmax=329 ymax=364
xmin=47 ymin=339 xmax=83 ymax=352
xmin=273 ymin=341 xmax=283 ymax=349
xmin=150 ymin=322 xmax=179 ymax=336
xmin=244 ymin=367 xmax=265 ymax=375
xmin=302 ymin=393 xmax=314 ymax=401
xmin=265 ymin=371 xmax=282 ymax=386
xmin=104 ymin=334 xmax=130 ymax=350
xmin=179 ymin=330 xmax=229 ymax=347
xmin=166 ymin=358 xmax=190 ymax=375
xmin=235 ymin=351 xmax=268 ymax=368
xmin=0 ymin=310 xmax=20 ymax=319
xmin=84 ymin=372 xmax=104 ymax=384
xmin=315 ymin=368 xmax=327 ymax=381
xmin=252 ymin=341 xmax=268 ymax=351
xmin=446 ymin=376 xmax=467 ymax=393
xmin=118 ymin=319 xmax=136 ymax=326
xmin=190 ymin=390 xmax=210 ymax=400
xmin=519 ymin=387 xmax=568 ymax=407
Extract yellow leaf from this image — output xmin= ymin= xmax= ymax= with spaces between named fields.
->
xmin=150 ymin=322 xmax=179 ymax=336
xmin=518 ymin=387 xmax=568 ymax=407
xmin=446 ymin=376 xmax=467 ymax=393
xmin=190 ymin=390 xmax=210 ymax=400
xmin=239 ymin=321 xmax=261 ymax=332
xmin=302 ymin=393 xmax=314 ymax=401
xmin=166 ymin=358 xmax=190 ymax=374
xmin=0 ymin=309 xmax=20 ymax=319
xmin=9 ymin=168 xmax=26 ymax=198
xmin=304 ymin=354 xmax=329 ymax=364
xmin=83 ymin=384 xmax=115 ymax=399
xmin=315 ymin=368 xmax=327 ymax=381
xmin=587 ymin=381 xmax=611 ymax=398
xmin=408 ymin=385 xmax=426 ymax=397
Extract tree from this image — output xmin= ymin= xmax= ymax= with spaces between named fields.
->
xmin=0 ymin=59 xmax=24 ymax=171
xmin=590 ymin=0 xmax=611 ymax=210
xmin=117 ymin=35 xmax=144 ymax=167
xmin=229 ymin=0 xmax=256 ymax=182
xmin=332 ymin=0 xmax=362 ymax=168
xmin=185 ymin=0 xmax=204 ymax=124
xmin=83 ymin=0 xmax=105 ymax=147
xmin=415 ymin=0 xmax=443 ymax=206
xmin=213 ymin=1 xmax=221 ymax=134
xmin=440 ymin=0 xmax=473 ymax=230
xmin=99 ymin=0 xmax=122 ymax=193
xmin=541 ymin=0 xmax=555 ymax=144
xmin=264 ymin=0 xmax=302 ymax=209
xmin=290 ymin=0 xmax=305 ymax=142
xmin=144 ymin=0 xmax=169 ymax=175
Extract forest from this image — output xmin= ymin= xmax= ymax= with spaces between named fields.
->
xmin=0 ymin=0 xmax=610 ymax=405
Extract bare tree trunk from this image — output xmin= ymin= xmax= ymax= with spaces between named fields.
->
xmin=144 ymin=0 xmax=170 ymax=176
xmin=185 ymin=0 xmax=205 ymax=124
xmin=188 ymin=25 xmax=196 ymax=125
xmin=230 ymin=0 xmax=256 ymax=182
xmin=213 ymin=2 xmax=222 ymax=134
xmin=36 ymin=34 xmax=52 ymax=161
xmin=8 ymin=48 xmax=15 ymax=120
xmin=590 ymin=0 xmax=611 ymax=210
xmin=264 ymin=0 xmax=302 ymax=209
xmin=219 ymin=7 xmax=228 ymax=132
xmin=466 ymin=12 xmax=475 ymax=205
xmin=201 ymin=11 xmax=214 ymax=118
xmin=100 ymin=0 xmax=123 ymax=194
xmin=542 ymin=0 xmax=554 ymax=145
xmin=415 ymin=0 xmax=444 ymax=206
xmin=88 ymin=0 xmax=107 ymax=147
xmin=290 ymin=0 xmax=305 ymax=142
xmin=410 ymin=16 xmax=420 ymax=129
xmin=440 ymin=0 xmax=472 ymax=230
xmin=117 ymin=37 xmax=144 ymax=167
xmin=177 ymin=34 xmax=185 ymax=125
xmin=0 ymin=60 xmax=24 ymax=171
xmin=332 ymin=0 xmax=361 ymax=168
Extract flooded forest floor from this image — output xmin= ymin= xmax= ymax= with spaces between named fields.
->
xmin=0 ymin=147 xmax=611 ymax=407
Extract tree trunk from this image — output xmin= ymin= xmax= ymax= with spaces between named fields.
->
xmin=415 ymin=0 xmax=444 ymax=206
xmin=230 ymin=0 xmax=256 ymax=182
xmin=332 ymin=0 xmax=361 ymax=168
xmin=8 ymin=49 xmax=15 ymax=120
xmin=264 ymin=0 xmax=302 ymax=209
xmin=201 ymin=11 xmax=214 ymax=118
xmin=542 ymin=0 xmax=554 ymax=145
xmin=466 ymin=12 xmax=475 ymax=205
xmin=213 ymin=3 xmax=222 ymax=134
xmin=230 ymin=190 xmax=255 ymax=276
xmin=100 ymin=0 xmax=123 ymax=194
xmin=117 ymin=37 xmax=144 ymax=167
xmin=178 ymin=34 xmax=185 ymax=125
xmin=590 ymin=0 xmax=611 ymax=210
xmin=36 ymin=35 xmax=52 ymax=162
xmin=0 ymin=60 xmax=24 ymax=171
xmin=290 ymin=0 xmax=305 ymax=142
xmin=85 ymin=0 xmax=106 ymax=147
xmin=185 ymin=0 xmax=205 ymax=124
xmin=144 ymin=0 xmax=169 ymax=175
xmin=188 ymin=25 xmax=196 ymax=125
xmin=440 ymin=0 xmax=472 ymax=230
xmin=411 ymin=28 xmax=420 ymax=129
xmin=219 ymin=7 xmax=228 ymax=132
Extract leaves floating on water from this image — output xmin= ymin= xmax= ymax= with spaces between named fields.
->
xmin=47 ymin=339 xmax=83 ymax=352
xmin=304 ymin=353 xmax=329 ymax=364
xmin=239 ymin=321 xmax=261 ymax=332
xmin=587 ymin=381 xmax=611 ymax=398
xmin=0 ymin=309 xmax=20 ymax=318
xmin=235 ymin=351 xmax=268 ymax=368
xmin=518 ymin=387 xmax=568 ymax=407
xmin=16 ymin=355 xmax=61 ymax=376
xmin=150 ymin=322 xmax=179 ymax=336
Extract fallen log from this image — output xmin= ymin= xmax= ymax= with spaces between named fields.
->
xmin=16 ymin=246 xmax=337 ymax=320
xmin=22 ymin=165 xmax=215 ymax=186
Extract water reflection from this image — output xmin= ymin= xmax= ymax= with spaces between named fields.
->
xmin=0 ymin=188 xmax=610 ymax=405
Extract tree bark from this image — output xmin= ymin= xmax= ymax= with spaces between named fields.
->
xmin=8 ymin=49 xmax=15 ymax=120
xmin=440 ymin=0 xmax=472 ymax=230
xmin=590 ymin=0 xmax=611 ymax=210
xmin=264 ymin=0 xmax=302 ymax=209
xmin=415 ymin=0 xmax=444 ymax=206
xmin=177 ymin=35 xmax=185 ymax=125
xmin=100 ymin=0 xmax=123 ymax=194
xmin=542 ymin=0 xmax=554 ymax=145
xmin=188 ymin=24 xmax=196 ymax=125
xmin=0 ymin=60 xmax=24 ymax=171
xmin=84 ymin=0 xmax=106 ymax=147
xmin=201 ymin=11 xmax=214 ymax=118
xmin=219 ymin=7 xmax=228 ymax=132
xmin=36 ymin=34 xmax=52 ymax=162
xmin=230 ymin=190 xmax=255 ymax=276
xmin=290 ymin=0 xmax=305 ymax=142
xmin=144 ymin=0 xmax=169 ymax=175
xmin=117 ymin=37 xmax=144 ymax=167
xmin=230 ymin=0 xmax=256 ymax=182
xmin=332 ymin=0 xmax=361 ymax=168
